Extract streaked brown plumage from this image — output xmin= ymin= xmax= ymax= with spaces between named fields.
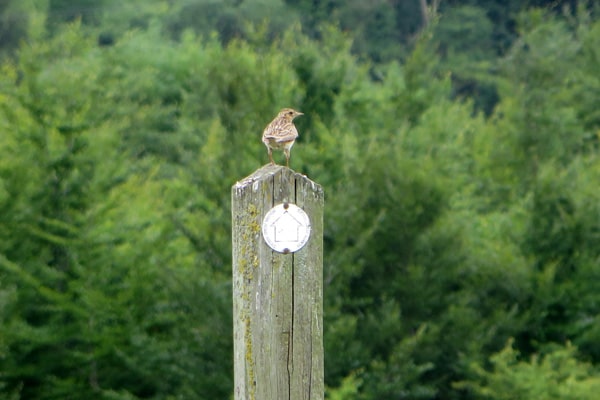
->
xmin=262 ymin=108 xmax=304 ymax=167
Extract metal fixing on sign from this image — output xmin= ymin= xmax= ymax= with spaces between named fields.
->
xmin=262 ymin=202 xmax=311 ymax=254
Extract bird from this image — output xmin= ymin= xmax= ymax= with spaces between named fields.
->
xmin=262 ymin=108 xmax=304 ymax=167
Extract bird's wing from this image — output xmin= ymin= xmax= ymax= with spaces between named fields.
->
xmin=263 ymin=124 xmax=298 ymax=142
xmin=274 ymin=131 xmax=298 ymax=143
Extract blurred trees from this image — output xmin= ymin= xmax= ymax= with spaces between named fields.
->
xmin=456 ymin=340 xmax=600 ymax=400
xmin=1 ymin=1 xmax=599 ymax=399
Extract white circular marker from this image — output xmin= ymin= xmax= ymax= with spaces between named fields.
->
xmin=262 ymin=203 xmax=311 ymax=253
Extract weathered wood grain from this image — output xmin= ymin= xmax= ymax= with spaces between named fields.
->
xmin=232 ymin=164 xmax=324 ymax=400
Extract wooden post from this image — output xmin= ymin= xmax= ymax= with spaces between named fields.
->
xmin=232 ymin=164 xmax=324 ymax=400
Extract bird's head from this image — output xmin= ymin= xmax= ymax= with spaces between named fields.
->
xmin=278 ymin=108 xmax=304 ymax=121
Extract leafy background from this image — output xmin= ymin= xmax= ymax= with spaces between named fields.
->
xmin=1 ymin=0 xmax=599 ymax=399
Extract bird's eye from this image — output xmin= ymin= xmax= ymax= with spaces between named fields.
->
xmin=288 ymin=111 xmax=294 ymax=115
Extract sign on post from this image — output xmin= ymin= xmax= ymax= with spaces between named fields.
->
xmin=262 ymin=202 xmax=311 ymax=254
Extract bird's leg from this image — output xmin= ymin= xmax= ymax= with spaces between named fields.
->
xmin=284 ymin=148 xmax=290 ymax=168
xmin=268 ymin=148 xmax=275 ymax=165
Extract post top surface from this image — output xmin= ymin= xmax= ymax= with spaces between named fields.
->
xmin=232 ymin=164 xmax=323 ymax=193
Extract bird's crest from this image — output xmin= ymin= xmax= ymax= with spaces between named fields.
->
xmin=278 ymin=108 xmax=303 ymax=120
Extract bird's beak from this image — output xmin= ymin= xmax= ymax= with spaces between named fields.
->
xmin=297 ymin=112 xmax=304 ymax=116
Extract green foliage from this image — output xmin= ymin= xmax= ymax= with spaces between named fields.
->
xmin=285 ymin=0 xmax=422 ymax=61
xmin=434 ymin=5 xmax=499 ymax=114
xmin=0 ymin=0 xmax=29 ymax=57
xmin=326 ymin=370 xmax=361 ymax=400
xmin=0 ymin=2 xmax=599 ymax=400
xmin=436 ymin=5 xmax=495 ymax=62
xmin=164 ymin=0 xmax=300 ymax=45
xmin=0 ymin=20 xmax=235 ymax=400
xmin=456 ymin=339 xmax=600 ymax=400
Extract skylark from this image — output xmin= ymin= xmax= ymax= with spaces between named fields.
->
xmin=262 ymin=108 xmax=304 ymax=167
